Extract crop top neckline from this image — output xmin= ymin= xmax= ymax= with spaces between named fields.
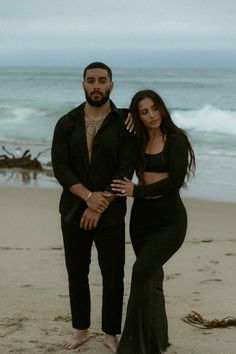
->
xmin=144 ymin=151 xmax=162 ymax=157
xmin=144 ymin=136 xmax=167 ymax=157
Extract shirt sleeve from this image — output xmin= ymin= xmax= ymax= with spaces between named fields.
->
xmin=51 ymin=116 xmax=81 ymax=189
xmin=105 ymin=112 xmax=138 ymax=193
xmin=133 ymin=133 xmax=189 ymax=198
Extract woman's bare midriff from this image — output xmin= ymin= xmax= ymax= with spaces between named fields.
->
xmin=139 ymin=171 xmax=168 ymax=199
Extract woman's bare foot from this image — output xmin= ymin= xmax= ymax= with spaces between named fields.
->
xmin=104 ymin=333 xmax=118 ymax=353
xmin=64 ymin=329 xmax=90 ymax=349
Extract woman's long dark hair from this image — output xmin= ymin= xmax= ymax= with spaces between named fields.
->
xmin=130 ymin=89 xmax=196 ymax=184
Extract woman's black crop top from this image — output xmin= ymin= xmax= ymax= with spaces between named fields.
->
xmin=144 ymin=152 xmax=168 ymax=173
xmin=133 ymin=133 xmax=189 ymax=198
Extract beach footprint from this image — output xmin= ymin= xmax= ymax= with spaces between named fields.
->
xmin=200 ymin=278 xmax=222 ymax=284
xmin=0 ymin=316 xmax=28 ymax=338
xmin=166 ymin=273 xmax=181 ymax=280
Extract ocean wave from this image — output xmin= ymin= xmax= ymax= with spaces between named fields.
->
xmin=172 ymin=105 xmax=236 ymax=135
xmin=0 ymin=104 xmax=54 ymax=143
xmin=0 ymin=104 xmax=46 ymax=124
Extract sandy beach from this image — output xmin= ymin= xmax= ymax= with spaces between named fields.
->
xmin=0 ymin=185 xmax=236 ymax=354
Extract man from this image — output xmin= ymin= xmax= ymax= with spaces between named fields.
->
xmin=51 ymin=62 xmax=137 ymax=352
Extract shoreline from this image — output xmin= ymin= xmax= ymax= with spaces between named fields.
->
xmin=1 ymin=168 xmax=236 ymax=204
xmin=1 ymin=138 xmax=236 ymax=204
xmin=0 ymin=185 xmax=236 ymax=353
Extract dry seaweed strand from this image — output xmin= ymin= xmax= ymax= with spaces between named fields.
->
xmin=54 ymin=314 xmax=71 ymax=322
xmin=182 ymin=311 xmax=236 ymax=329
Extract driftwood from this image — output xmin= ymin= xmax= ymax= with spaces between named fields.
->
xmin=0 ymin=146 xmax=50 ymax=170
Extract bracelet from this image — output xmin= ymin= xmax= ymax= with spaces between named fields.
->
xmin=86 ymin=192 xmax=92 ymax=202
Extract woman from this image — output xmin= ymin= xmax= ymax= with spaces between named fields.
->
xmin=111 ymin=89 xmax=196 ymax=354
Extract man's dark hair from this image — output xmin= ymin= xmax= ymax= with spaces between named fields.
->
xmin=83 ymin=62 xmax=112 ymax=81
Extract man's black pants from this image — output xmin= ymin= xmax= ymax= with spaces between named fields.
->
xmin=61 ymin=219 xmax=125 ymax=335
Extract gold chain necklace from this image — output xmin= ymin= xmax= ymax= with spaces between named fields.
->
xmin=84 ymin=108 xmax=111 ymax=137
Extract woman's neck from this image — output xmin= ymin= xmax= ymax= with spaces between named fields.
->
xmin=148 ymin=129 xmax=163 ymax=140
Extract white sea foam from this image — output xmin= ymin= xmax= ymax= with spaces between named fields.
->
xmin=0 ymin=104 xmax=45 ymax=124
xmin=172 ymin=105 xmax=236 ymax=135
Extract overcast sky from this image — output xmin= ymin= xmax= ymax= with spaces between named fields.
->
xmin=1 ymin=0 xmax=236 ymax=67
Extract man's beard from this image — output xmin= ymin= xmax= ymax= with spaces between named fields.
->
xmin=85 ymin=89 xmax=111 ymax=107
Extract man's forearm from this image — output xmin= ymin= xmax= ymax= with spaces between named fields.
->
xmin=69 ymin=183 xmax=91 ymax=202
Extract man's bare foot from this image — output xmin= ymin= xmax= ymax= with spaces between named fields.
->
xmin=64 ymin=329 xmax=89 ymax=349
xmin=104 ymin=333 xmax=118 ymax=353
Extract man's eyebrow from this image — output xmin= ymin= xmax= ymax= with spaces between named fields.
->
xmin=98 ymin=76 xmax=109 ymax=80
xmin=86 ymin=76 xmax=108 ymax=80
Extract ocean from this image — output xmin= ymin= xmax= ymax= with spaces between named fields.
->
xmin=0 ymin=66 xmax=236 ymax=202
